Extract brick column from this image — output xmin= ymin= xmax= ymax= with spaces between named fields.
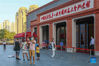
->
xmin=49 ymin=23 xmax=53 ymax=42
xmin=94 ymin=0 xmax=99 ymax=9
xmin=31 ymin=26 xmax=33 ymax=32
xmin=67 ymin=18 xmax=72 ymax=52
xmin=37 ymin=25 xmax=40 ymax=43
xmin=95 ymin=13 xmax=99 ymax=56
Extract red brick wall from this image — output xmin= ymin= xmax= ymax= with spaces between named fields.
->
xmin=67 ymin=18 xmax=72 ymax=48
xmin=95 ymin=13 xmax=99 ymax=51
xmin=31 ymin=26 xmax=33 ymax=32
xmin=94 ymin=0 xmax=99 ymax=9
xmin=30 ymin=0 xmax=99 ymax=51
xmin=49 ymin=23 xmax=53 ymax=42
xmin=37 ymin=25 xmax=40 ymax=43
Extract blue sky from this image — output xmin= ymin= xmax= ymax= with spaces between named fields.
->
xmin=0 ymin=0 xmax=53 ymax=22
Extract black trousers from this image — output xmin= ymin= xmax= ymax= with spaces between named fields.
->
xmin=3 ymin=44 xmax=6 ymax=49
xmin=16 ymin=51 xmax=20 ymax=58
xmin=90 ymin=45 xmax=94 ymax=56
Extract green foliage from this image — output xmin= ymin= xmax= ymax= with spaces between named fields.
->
xmin=0 ymin=29 xmax=5 ymax=39
xmin=0 ymin=29 xmax=16 ymax=40
xmin=9 ymin=32 xmax=16 ymax=40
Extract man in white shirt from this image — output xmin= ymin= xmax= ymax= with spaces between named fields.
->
xmin=90 ymin=36 xmax=95 ymax=56
xmin=50 ymin=38 xmax=56 ymax=58
xmin=3 ymin=39 xmax=6 ymax=49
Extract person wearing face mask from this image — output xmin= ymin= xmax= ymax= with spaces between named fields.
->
xmin=29 ymin=37 xmax=36 ymax=64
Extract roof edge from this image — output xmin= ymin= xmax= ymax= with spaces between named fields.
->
xmin=27 ymin=0 xmax=59 ymax=16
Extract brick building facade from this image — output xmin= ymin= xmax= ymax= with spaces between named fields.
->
xmin=27 ymin=0 xmax=99 ymax=56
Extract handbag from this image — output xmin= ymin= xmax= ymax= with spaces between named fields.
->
xmin=13 ymin=46 xmax=16 ymax=51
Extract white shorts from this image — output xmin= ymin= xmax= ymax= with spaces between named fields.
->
xmin=22 ymin=50 xmax=28 ymax=53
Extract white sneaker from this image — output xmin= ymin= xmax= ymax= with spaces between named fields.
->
xmin=51 ymin=56 xmax=54 ymax=58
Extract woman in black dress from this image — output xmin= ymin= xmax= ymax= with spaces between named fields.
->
xmin=14 ymin=39 xmax=21 ymax=60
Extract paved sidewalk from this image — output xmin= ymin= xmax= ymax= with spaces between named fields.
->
xmin=0 ymin=45 xmax=99 ymax=66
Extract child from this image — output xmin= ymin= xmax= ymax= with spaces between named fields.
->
xmin=36 ymin=45 xmax=40 ymax=61
xmin=21 ymin=39 xmax=29 ymax=61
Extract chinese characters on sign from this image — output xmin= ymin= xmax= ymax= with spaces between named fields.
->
xmin=40 ymin=0 xmax=94 ymax=22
